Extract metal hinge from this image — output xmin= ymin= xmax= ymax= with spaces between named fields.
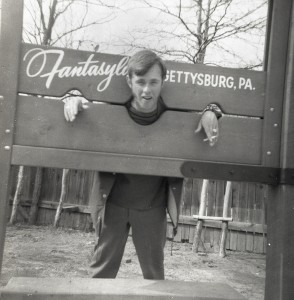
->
xmin=181 ymin=161 xmax=294 ymax=185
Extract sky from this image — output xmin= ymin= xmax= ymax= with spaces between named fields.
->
xmin=77 ymin=0 xmax=268 ymax=69
xmin=16 ymin=0 xmax=268 ymax=69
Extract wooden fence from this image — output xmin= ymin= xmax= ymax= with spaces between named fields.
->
xmin=7 ymin=166 xmax=267 ymax=254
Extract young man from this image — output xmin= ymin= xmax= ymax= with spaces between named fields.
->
xmin=64 ymin=50 xmax=220 ymax=279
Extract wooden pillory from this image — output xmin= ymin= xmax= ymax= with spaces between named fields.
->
xmin=0 ymin=0 xmax=294 ymax=299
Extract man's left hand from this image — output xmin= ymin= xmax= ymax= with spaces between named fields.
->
xmin=195 ymin=111 xmax=219 ymax=147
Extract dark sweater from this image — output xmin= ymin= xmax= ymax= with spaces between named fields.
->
xmin=107 ymin=97 xmax=168 ymax=210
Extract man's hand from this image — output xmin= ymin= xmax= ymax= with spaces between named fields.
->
xmin=195 ymin=111 xmax=219 ymax=147
xmin=64 ymin=97 xmax=89 ymax=122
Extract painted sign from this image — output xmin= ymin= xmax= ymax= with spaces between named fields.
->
xmin=19 ymin=43 xmax=266 ymax=117
xmin=11 ymin=43 xmax=269 ymax=176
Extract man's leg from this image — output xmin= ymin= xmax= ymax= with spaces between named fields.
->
xmin=130 ymin=206 xmax=167 ymax=279
xmin=90 ymin=203 xmax=130 ymax=278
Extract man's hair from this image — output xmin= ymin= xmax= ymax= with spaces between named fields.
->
xmin=127 ymin=50 xmax=167 ymax=80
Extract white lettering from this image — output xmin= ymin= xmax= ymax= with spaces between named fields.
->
xmin=116 ymin=56 xmax=129 ymax=76
xmin=211 ymin=75 xmax=218 ymax=87
xmin=176 ymin=71 xmax=183 ymax=83
xmin=219 ymin=76 xmax=226 ymax=88
xmin=197 ymin=73 xmax=204 ymax=85
xmin=239 ymin=77 xmax=246 ymax=89
xmin=190 ymin=73 xmax=198 ymax=84
xmin=165 ymin=70 xmax=170 ymax=82
xmin=169 ymin=70 xmax=176 ymax=82
xmin=244 ymin=78 xmax=253 ymax=90
xmin=184 ymin=72 xmax=190 ymax=84
xmin=227 ymin=77 xmax=234 ymax=88
xmin=23 ymin=48 xmax=130 ymax=92
xmin=204 ymin=74 xmax=211 ymax=86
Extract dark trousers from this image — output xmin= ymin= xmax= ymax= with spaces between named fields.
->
xmin=90 ymin=202 xmax=167 ymax=279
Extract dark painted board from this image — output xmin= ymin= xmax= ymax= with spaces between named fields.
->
xmin=19 ymin=43 xmax=266 ymax=117
xmin=13 ymin=96 xmax=263 ymax=174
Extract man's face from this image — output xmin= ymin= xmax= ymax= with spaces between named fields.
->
xmin=127 ymin=64 xmax=164 ymax=113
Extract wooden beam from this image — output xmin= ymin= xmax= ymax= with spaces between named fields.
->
xmin=11 ymin=96 xmax=263 ymax=175
xmin=265 ymin=1 xmax=294 ymax=299
xmin=262 ymin=0 xmax=291 ymax=168
xmin=0 ymin=0 xmax=23 ymax=277
xmin=193 ymin=215 xmax=233 ymax=222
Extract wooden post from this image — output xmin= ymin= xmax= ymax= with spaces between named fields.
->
xmin=219 ymin=181 xmax=232 ymax=258
xmin=0 ymin=0 xmax=24 ymax=276
xmin=265 ymin=1 xmax=294 ymax=298
xmin=9 ymin=166 xmax=25 ymax=224
xmin=54 ymin=169 xmax=70 ymax=227
xmin=28 ymin=167 xmax=44 ymax=225
xmin=192 ymin=179 xmax=209 ymax=252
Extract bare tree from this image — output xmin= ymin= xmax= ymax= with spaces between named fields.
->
xmin=23 ymin=0 xmax=119 ymax=50
xmin=121 ymin=0 xmax=267 ymax=68
xmin=11 ymin=0 xmax=117 ymax=225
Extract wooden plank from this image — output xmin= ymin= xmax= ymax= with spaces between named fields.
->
xmin=229 ymin=230 xmax=238 ymax=251
xmin=204 ymin=180 xmax=217 ymax=250
xmin=0 ymin=0 xmax=24 ymax=276
xmin=253 ymin=233 xmax=265 ymax=254
xmin=14 ymin=96 xmax=263 ymax=167
xmin=189 ymin=179 xmax=200 ymax=244
xmin=189 ymin=225 xmax=195 ymax=244
xmin=213 ymin=228 xmax=221 ymax=252
xmin=219 ymin=181 xmax=232 ymax=256
xmin=246 ymin=184 xmax=256 ymax=252
xmin=191 ymin=180 xmax=201 ymax=216
xmin=192 ymin=216 xmax=233 ymax=221
xmin=11 ymin=146 xmax=188 ymax=178
xmin=265 ymin=0 xmax=294 ymax=298
xmin=236 ymin=183 xmax=248 ymax=252
xmin=226 ymin=228 xmax=231 ymax=250
xmin=215 ymin=181 xmax=225 ymax=217
xmin=19 ymin=43 xmax=266 ymax=117
xmin=246 ymin=183 xmax=256 ymax=223
xmin=246 ymin=233 xmax=254 ymax=253
xmin=236 ymin=232 xmax=247 ymax=252
xmin=207 ymin=180 xmax=216 ymax=216
xmin=178 ymin=216 xmax=268 ymax=235
xmin=1 ymin=277 xmax=246 ymax=300
xmin=181 ymin=178 xmax=193 ymax=241
xmin=230 ymin=183 xmax=240 ymax=251
xmin=262 ymin=0 xmax=291 ymax=168
xmin=252 ymin=191 xmax=265 ymax=255
xmin=239 ymin=183 xmax=248 ymax=223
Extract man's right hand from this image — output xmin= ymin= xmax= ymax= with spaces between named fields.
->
xmin=64 ymin=97 xmax=89 ymax=122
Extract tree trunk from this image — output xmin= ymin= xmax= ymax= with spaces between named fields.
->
xmin=54 ymin=169 xmax=70 ymax=228
xmin=28 ymin=167 xmax=43 ymax=225
xmin=9 ymin=166 xmax=25 ymax=224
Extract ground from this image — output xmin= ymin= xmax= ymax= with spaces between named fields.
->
xmin=0 ymin=224 xmax=265 ymax=300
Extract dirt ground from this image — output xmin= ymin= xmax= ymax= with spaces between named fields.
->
xmin=0 ymin=224 xmax=265 ymax=300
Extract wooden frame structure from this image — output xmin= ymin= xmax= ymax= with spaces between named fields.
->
xmin=0 ymin=0 xmax=294 ymax=298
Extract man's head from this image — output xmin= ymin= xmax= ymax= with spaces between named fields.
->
xmin=127 ymin=50 xmax=167 ymax=80
xmin=127 ymin=50 xmax=167 ymax=113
